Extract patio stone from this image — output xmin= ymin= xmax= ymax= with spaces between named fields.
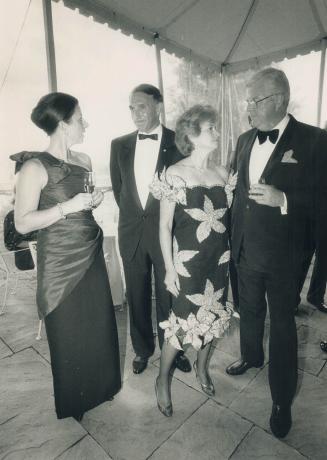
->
xmin=230 ymin=426 xmax=306 ymax=460
xmin=149 ymin=399 xmax=252 ymax=460
xmin=0 ymin=348 xmax=52 ymax=424
xmin=83 ymin=364 xmax=206 ymax=460
xmin=0 ymin=409 xmax=86 ymax=460
xmin=57 ymin=435 xmax=112 ymax=460
xmin=230 ymin=367 xmax=327 ymax=460
xmin=0 ymin=337 xmax=12 ymax=359
xmin=298 ymin=324 xmax=327 ymax=375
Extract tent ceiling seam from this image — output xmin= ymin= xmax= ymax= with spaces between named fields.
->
xmin=223 ymin=0 xmax=259 ymax=65
xmin=157 ymin=0 xmax=201 ymax=32
xmin=309 ymin=0 xmax=326 ymax=35
xmin=55 ymin=0 xmax=327 ymax=73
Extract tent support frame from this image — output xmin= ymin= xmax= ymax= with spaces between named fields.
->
xmin=317 ymin=38 xmax=327 ymax=127
xmin=43 ymin=0 xmax=57 ymax=92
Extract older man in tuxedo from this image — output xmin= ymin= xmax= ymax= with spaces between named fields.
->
xmin=226 ymin=68 xmax=327 ymax=438
xmin=110 ymin=84 xmax=191 ymax=375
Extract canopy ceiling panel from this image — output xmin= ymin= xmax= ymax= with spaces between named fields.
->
xmin=55 ymin=0 xmax=327 ymax=70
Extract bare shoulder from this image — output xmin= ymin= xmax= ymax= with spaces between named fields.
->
xmin=167 ymin=158 xmax=188 ymax=177
xmin=18 ymin=158 xmax=48 ymax=187
xmin=20 ymin=158 xmax=46 ymax=175
xmin=70 ymin=150 xmax=92 ymax=171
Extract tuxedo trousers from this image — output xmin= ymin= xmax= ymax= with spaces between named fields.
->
xmin=122 ymin=232 xmax=170 ymax=358
xmin=237 ymin=265 xmax=298 ymax=406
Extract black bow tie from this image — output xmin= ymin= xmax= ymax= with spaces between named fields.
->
xmin=138 ymin=133 xmax=158 ymax=140
xmin=257 ymin=129 xmax=279 ymax=145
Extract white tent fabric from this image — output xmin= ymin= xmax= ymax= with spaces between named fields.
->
xmin=55 ymin=0 xmax=327 ymax=70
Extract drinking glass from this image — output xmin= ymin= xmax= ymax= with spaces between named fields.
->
xmin=84 ymin=171 xmax=95 ymax=193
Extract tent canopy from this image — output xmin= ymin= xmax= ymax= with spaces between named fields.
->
xmin=55 ymin=0 xmax=327 ymax=70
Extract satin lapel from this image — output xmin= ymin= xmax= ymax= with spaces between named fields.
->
xmin=122 ymin=132 xmax=143 ymax=210
xmin=240 ymin=130 xmax=257 ymax=190
xmin=145 ymin=126 xmax=172 ymax=209
xmin=260 ymin=116 xmax=295 ymax=183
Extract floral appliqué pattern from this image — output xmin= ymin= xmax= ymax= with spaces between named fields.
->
xmin=160 ymin=280 xmax=232 ymax=350
xmin=185 ymin=195 xmax=227 ymax=243
xmin=225 ymin=172 xmax=238 ymax=208
xmin=173 ymin=237 xmax=198 ymax=277
xmin=149 ymin=167 xmax=186 ymax=205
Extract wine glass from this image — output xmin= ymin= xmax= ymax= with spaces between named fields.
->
xmin=84 ymin=171 xmax=95 ymax=193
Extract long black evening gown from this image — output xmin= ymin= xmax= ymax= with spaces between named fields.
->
xmin=150 ymin=169 xmax=237 ymax=350
xmin=11 ymin=151 xmax=121 ymax=419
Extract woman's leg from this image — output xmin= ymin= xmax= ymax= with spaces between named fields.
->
xmin=156 ymin=341 xmax=179 ymax=407
xmin=196 ymin=342 xmax=213 ymax=385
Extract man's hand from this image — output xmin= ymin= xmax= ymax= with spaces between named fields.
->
xmin=249 ymin=184 xmax=284 ymax=207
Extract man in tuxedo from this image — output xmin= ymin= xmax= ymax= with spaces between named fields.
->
xmin=110 ymin=84 xmax=191 ymax=375
xmin=226 ymin=68 xmax=327 ymax=438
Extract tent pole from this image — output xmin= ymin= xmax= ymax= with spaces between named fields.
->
xmin=154 ymin=35 xmax=166 ymax=125
xmin=220 ymin=66 xmax=225 ymax=165
xmin=317 ymin=38 xmax=326 ymax=127
xmin=42 ymin=0 xmax=57 ymax=92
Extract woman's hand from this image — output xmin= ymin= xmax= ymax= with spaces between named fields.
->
xmin=91 ymin=190 xmax=104 ymax=209
xmin=164 ymin=268 xmax=180 ymax=297
xmin=62 ymin=193 xmax=94 ymax=214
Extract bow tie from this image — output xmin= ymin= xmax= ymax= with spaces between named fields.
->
xmin=138 ymin=133 xmax=158 ymax=141
xmin=257 ymin=129 xmax=279 ymax=145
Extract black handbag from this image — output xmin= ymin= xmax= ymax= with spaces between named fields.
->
xmin=3 ymin=210 xmax=37 ymax=270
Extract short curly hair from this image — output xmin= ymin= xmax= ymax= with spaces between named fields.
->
xmin=175 ymin=105 xmax=218 ymax=156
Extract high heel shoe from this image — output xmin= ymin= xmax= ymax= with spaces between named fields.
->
xmin=154 ymin=377 xmax=173 ymax=417
xmin=193 ymin=361 xmax=215 ymax=397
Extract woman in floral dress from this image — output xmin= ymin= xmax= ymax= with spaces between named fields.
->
xmin=150 ymin=105 xmax=236 ymax=416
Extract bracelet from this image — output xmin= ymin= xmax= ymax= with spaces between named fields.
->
xmin=57 ymin=203 xmax=67 ymax=220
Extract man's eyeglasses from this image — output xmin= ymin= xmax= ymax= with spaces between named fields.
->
xmin=246 ymin=93 xmax=282 ymax=109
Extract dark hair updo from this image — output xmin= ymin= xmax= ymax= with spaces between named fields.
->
xmin=31 ymin=92 xmax=78 ymax=135
xmin=175 ymin=104 xmax=218 ymax=156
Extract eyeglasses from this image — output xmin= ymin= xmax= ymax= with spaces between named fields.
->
xmin=246 ymin=93 xmax=282 ymax=109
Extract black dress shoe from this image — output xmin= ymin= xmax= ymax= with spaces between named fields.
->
xmin=316 ymin=303 xmax=327 ymax=313
xmin=174 ymin=354 xmax=192 ymax=373
xmin=226 ymin=358 xmax=263 ymax=376
xmin=132 ymin=357 xmax=148 ymax=374
xmin=320 ymin=340 xmax=327 ymax=352
xmin=270 ymin=404 xmax=292 ymax=438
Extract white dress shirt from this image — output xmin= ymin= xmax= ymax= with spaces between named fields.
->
xmin=134 ymin=124 xmax=162 ymax=209
xmin=249 ymin=115 xmax=290 ymax=213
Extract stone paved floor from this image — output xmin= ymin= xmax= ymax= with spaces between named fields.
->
xmin=0 ymin=267 xmax=326 ymax=460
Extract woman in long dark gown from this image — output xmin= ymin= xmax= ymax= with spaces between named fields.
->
xmin=150 ymin=105 xmax=236 ymax=416
xmin=12 ymin=92 xmax=121 ymax=421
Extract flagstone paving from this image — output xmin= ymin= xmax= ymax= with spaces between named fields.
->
xmin=0 ymin=270 xmax=326 ymax=459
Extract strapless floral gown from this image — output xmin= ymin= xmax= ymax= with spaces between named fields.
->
xmin=150 ymin=169 xmax=237 ymax=350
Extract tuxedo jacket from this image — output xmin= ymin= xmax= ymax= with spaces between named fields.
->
xmin=110 ymin=126 xmax=182 ymax=261
xmin=231 ymin=115 xmax=327 ymax=274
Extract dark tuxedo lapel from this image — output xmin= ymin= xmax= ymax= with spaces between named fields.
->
xmin=122 ymin=131 xmax=143 ymax=209
xmin=240 ymin=130 xmax=257 ymax=190
xmin=260 ymin=115 xmax=296 ymax=183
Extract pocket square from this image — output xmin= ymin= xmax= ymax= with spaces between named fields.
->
xmin=281 ymin=149 xmax=298 ymax=163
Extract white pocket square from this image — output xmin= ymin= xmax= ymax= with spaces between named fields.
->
xmin=281 ymin=150 xmax=298 ymax=163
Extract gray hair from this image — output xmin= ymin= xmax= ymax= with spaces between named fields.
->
xmin=248 ymin=68 xmax=290 ymax=109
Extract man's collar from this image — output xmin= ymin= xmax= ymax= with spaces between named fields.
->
xmin=138 ymin=124 xmax=162 ymax=136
